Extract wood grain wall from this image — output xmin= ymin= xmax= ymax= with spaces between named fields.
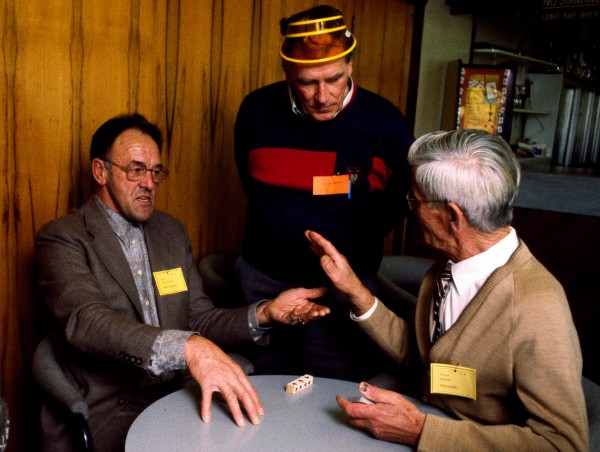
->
xmin=0 ymin=1 xmax=417 ymax=450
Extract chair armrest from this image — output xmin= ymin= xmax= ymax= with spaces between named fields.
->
xmin=33 ymin=336 xmax=94 ymax=451
xmin=583 ymin=376 xmax=600 ymax=451
xmin=0 ymin=397 xmax=9 ymax=452
xmin=32 ymin=336 xmax=89 ymax=418
xmin=72 ymin=412 xmax=93 ymax=452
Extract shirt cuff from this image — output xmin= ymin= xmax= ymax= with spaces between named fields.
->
xmin=148 ymin=302 xmax=272 ymax=376
xmin=248 ymin=300 xmax=271 ymax=345
xmin=349 ymin=297 xmax=379 ymax=321
xmin=148 ymin=329 xmax=195 ymax=377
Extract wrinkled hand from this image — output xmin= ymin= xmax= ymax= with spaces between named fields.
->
xmin=185 ymin=335 xmax=263 ymax=427
xmin=336 ymin=382 xmax=426 ymax=445
xmin=257 ymin=287 xmax=330 ymax=326
xmin=305 ymin=230 xmax=374 ymax=315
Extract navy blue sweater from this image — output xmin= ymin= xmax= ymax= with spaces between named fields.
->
xmin=234 ymin=81 xmax=413 ymax=286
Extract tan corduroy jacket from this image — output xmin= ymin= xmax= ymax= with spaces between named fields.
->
xmin=359 ymin=240 xmax=589 ymax=451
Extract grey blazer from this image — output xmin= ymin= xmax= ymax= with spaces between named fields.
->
xmin=35 ymin=197 xmax=252 ymax=436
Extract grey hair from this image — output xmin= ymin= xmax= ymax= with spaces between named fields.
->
xmin=407 ymin=129 xmax=521 ymax=232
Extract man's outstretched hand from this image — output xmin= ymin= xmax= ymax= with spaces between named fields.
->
xmin=305 ymin=230 xmax=375 ymax=316
xmin=185 ymin=335 xmax=263 ymax=427
xmin=256 ymin=287 xmax=330 ymax=326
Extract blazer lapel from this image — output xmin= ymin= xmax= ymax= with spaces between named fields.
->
xmin=440 ymin=240 xmax=529 ymax=342
xmin=416 ymin=261 xmax=441 ymax=360
xmin=142 ymin=214 xmax=183 ymax=328
xmin=424 ymin=241 xmax=529 ymax=363
xmin=81 ymin=199 xmax=145 ymax=318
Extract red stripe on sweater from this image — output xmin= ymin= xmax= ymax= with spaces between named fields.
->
xmin=368 ymin=157 xmax=390 ymax=191
xmin=249 ymin=148 xmax=337 ymax=190
xmin=249 ymin=148 xmax=390 ymax=191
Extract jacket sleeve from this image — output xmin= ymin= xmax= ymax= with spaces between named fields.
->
xmin=354 ymin=299 xmax=411 ymax=366
xmin=35 ymin=215 xmax=162 ymax=370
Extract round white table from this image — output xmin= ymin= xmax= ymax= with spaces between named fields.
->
xmin=126 ymin=375 xmax=448 ymax=451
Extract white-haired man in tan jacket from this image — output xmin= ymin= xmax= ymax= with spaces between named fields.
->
xmin=306 ymin=129 xmax=588 ymax=451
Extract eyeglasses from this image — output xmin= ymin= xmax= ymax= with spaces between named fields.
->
xmin=405 ymin=192 xmax=447 ymax=211
xmin=103 ymin=159 xmax=169 ymax=184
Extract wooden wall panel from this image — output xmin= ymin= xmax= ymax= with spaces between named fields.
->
xmin=0 ymin=1 xmax=416 ymax=450
xmin=160 ymin=0 xmax=212 ymax=255
xmin=6 ymin=2 xmax=79 ymax=450
xmin=202 ymin=0 xmax=256 ymax=254
xmin=0 ymin=0 xmax=16 ymax=414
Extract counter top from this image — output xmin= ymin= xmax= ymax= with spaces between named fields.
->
xmin=515 ymin=158 xmax=600 ymax=217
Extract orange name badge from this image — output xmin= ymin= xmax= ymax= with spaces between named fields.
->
xmin=312 ymin=174 xmax=350 ymax=196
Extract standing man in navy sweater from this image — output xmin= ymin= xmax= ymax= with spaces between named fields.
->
xmin=234 ymin=5 xmax=414 ymax=381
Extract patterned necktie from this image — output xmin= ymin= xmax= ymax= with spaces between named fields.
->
xmin=432 ymin=264 xmax=452 ymax=343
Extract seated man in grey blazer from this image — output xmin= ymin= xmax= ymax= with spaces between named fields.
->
xmin=305 ymin=129 xmax=588 ymax=451
xmin=35 ymin=113 xmax=330 ymax=451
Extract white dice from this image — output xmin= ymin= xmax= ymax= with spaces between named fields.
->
xmin=285 ymin=374 xmax=314 ymax=394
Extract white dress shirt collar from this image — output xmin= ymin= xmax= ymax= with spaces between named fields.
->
xmin=433 ymin=227 xmax=520 ymax=340
xmin=450 ymin=227 xmax=520 ymax=296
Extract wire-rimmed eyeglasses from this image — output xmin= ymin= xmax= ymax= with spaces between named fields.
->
xmin=103 ymin=159 xmax=169 ymax=184
xmin=405 ymin=191 xmax=447 ymax=211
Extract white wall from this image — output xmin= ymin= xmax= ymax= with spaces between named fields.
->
xmin=413 ymin=0 xmax=472 ymax=138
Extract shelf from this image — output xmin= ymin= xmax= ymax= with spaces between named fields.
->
xmin=473 ymin=46 xmax=562 ymax=72
xmin=513 ymin=108 xmax=550 ymax=115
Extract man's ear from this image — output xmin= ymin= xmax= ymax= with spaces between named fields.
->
xmin=91 ymin=158 xmax=108 ymax=186
xmin=446 ymin=202 xmax=465 ymax=226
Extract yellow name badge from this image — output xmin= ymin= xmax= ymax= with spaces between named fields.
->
xmin=313 ymin=175 xmax=350 ymax=196
xmin=430 ymin=363 xmax=477 ymax=400
xmin=153 ymin=268 xmax=188 ymax=296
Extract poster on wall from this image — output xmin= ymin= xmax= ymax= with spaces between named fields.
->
xmin=455 ymin=64 xmax=515 ymax=140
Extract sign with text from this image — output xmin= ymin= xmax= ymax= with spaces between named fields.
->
xmin=540 ymin=0 xmax=600 ymax=24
